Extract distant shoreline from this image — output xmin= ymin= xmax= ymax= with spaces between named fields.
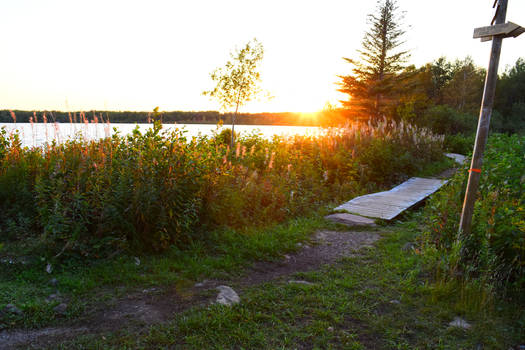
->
xmin=0 ymin=109 xmax=349 ymax=127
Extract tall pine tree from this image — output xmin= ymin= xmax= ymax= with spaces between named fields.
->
xmin=338 ymin=0 xmax=409 ymax=122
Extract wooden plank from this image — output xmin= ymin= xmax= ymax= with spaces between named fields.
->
xmin=325 ymin=213 xmax=377 ymax=227
xmin=509 ymin=26 xmax=525 ymax=38
xmin=335 ymin=177 xmax=447 ymax=220
xmin=473 ymin=21 xmax=521 ymax=39
xmin=445 ymin=153 xmax=466 ymax=164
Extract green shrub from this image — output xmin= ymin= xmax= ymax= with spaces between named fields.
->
xmin=443 ymin=133 xmax=475 ymax=154
xmin=0 ymin=129 xmax=40 ymax=241
xmin=420 ymin=105 xmax=477 ymax=135
xmin=421 ymin=134 xmax=525 ymax=294
xmin=0 ymin=120 xmax=445 ymax=258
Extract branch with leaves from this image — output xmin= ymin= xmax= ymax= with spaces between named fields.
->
xmin=203 ymin=39 xmax=265 ymax=148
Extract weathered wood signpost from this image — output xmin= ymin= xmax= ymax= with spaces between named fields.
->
xmin=458 ymin=0 xmax=524 ymax=235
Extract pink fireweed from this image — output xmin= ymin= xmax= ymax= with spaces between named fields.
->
xmin=9 ymin=110 xmax=16 ymax=123
xmin=235 ymin=142 xmax=241 ymax=158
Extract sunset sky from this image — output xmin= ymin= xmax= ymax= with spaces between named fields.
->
xmin=1 ymin=0 xmax=524 ymax=113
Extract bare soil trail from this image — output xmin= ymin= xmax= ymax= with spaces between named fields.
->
xmin=0 ymin=228 xmax=383 ymax=349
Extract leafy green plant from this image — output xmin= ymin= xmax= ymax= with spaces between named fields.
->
xmin=421 ymin=134 xmax=525 ymax=295
xmin=0 ymin=120 xmax=445 ymax=259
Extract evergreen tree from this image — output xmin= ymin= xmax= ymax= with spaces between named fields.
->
xmin=338 ymin=0 xmax=409 ymax=122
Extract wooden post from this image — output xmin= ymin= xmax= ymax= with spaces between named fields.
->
xmin=458 ymin=0 xmax=508 ymax=236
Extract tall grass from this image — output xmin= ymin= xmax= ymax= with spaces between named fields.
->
xmin=0 ymin=118 xmax=444 ymax=258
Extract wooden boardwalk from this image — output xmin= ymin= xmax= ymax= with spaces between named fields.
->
xmin=445 ymin=153 xmax=467 ymax=164
xmin=334 ymin=177 xmax=448 ymax=220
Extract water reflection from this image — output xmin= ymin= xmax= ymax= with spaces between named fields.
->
xmin=0 ymin=123 xmax=322 ymax=148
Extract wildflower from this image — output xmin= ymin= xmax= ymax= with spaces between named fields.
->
xmin=268 ymin=151 xmax=275 ymax=169
xmin=235 ymin=142 xmax=241 ymax=158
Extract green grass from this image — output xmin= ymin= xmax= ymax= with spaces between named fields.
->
xmin=0 ymin=215 xmax=331 ymax=331
xmin=0 ymin=153 xmax=454 ymax=333
xmin=3 ymin=153 xmax=521 ymax=348
xmin=50 ymin=213 xmax=524 ymax=349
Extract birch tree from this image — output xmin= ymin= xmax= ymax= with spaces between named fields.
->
xmin=203 ymin=39 xmax=264 ymax=148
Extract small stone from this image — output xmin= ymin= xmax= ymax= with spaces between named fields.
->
xmin=49 ymin=278 xmax=58 ymax=287
xmin=4 ymin=304 xmax=23 ymax=315
xmin=296 ymin=243 xmax=303 ymax=248
xmin=283 ymin=254 xmax=291 ymax=260
xmin=288 ymin=280 xmax=314 ymax=286
xmin=53 ymin=303 xmax=68 ymax=315
xmin=315 ymin=232 xmax=327 ymax=240
xmin=389 ymin=299 xmax=401 ymax=304
xmin=45 ymin=293 xmax=62 ymax=303
xmin=216 ymin=285 xmax=240 ymax=306
xmin=402 ymin=242 xmax=416 ymax=252
xmin=448 ymin=317 xmax=471 ymax=329
xmin=194 ymin=279 xmax=208 ymax=288
xmin=327 ymin=326 xmax=334 ymax=332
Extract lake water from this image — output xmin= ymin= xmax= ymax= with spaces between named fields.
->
xmin=0 ymin=123 xmax=322 ymax=148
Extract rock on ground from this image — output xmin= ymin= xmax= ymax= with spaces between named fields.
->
xmin=3 ymin=304 xmax=23 ymax=315
xmin=216 ymin=286 xmax=240 ymax=306
xmin=288 ymin=280 xmax=315 ymax=286
xmin=402 ymin=242 xmax=416 ymax=251
xmin=448 ymin=317 xmax=471 ymax=329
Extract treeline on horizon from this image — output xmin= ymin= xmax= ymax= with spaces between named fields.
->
xmin=0 ymin=109 xmax=347 ymax=127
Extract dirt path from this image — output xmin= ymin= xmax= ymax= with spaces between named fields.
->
xmin=0 ymin=229 xmax=382 ymax=349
